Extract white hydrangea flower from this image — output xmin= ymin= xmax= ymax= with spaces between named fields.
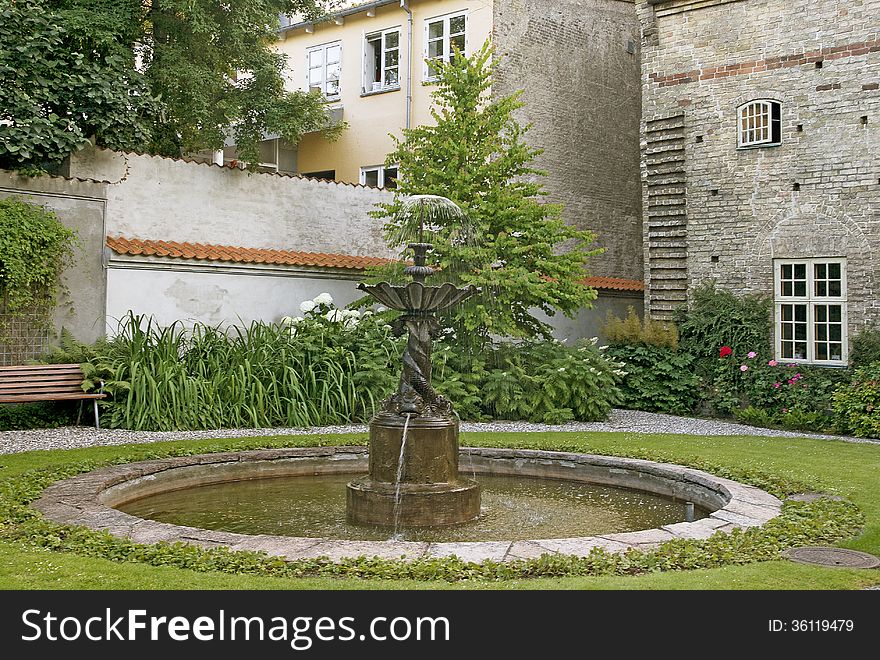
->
xmin=280 ymin=316 xmax=294 ymax=326
xmin=325 ymin=309 xmax=344 ymax=323
xmin=313 ymin=292 xmax=333 ymax=306
xmin=290 ymin=316 xmax=304 ymax=325
xmin=342 ymin=309 xmax=360 ymax=319
xmin=299 ymin=300 xmax=316 ymax=314
xmin=362 ymin=310 xmax=373 ymax=317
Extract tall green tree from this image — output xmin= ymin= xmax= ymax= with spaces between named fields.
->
xmin=0 ymin=0 xmax=341 ymax=171
xmin=372 ymin=41 xmax=602 ymax=346
xmin=0 ymin=0 xmax=157 ymax=169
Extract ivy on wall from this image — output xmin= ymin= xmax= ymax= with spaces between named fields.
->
xmin=0 ymin=197 xmax=78 ymax=350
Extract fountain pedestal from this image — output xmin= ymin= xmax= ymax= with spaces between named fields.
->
xmin=346 ymin=413 xmax=480 ymax=527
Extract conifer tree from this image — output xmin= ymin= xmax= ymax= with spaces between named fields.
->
xmin=373 ymin=41 xmax=602 ymax=346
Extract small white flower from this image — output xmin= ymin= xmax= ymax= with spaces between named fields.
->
xmin=598 ymin=345 xmax=608 ymax=351
xmin=382 ymin=324 xmax=392 ymax=331
xmin=557 ymin=367 xmax=566 ymax=373
xmin=342 ymin=309 xmax=361 ymax=319
xmin=325 ymin=309 xmax=344 ymax=322
xmin=290 ymin=316 xmax=304 ymax=325
xmin=362 ymin=310 xmax=373 ymax=317
xmin=299 ymin=300 xmax=316 ymax=313
xmin=613 ymin=369 xmax=628 ymax=376
xmin=589 ymin=337 xmax=599 ymax=345
xmin=280 ymin=316 xmax=294 ymax=326
xmin=313 ymin=292 xmax=333 ymax=306
xmin=589 ymin=367 xmax=597 ymax=373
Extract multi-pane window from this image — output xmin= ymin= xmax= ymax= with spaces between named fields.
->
xmin=360 ymin=165 xmax=398 ymax=189
xmin=364 ymin=29 xmax=400 ymax=92
xmin=737 ymin=100 xmax=781 ymax=148
xmin=306 ymin=42 xmax=342 ymax=99
xmin=775 ymin=259 xmax=847 ymax=364
xmin=424 ymin=12 xmax=467 ymax=80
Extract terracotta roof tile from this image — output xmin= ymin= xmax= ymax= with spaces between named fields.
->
xmin=106 ymin=237 xmax=645 ymax=289
xmin=106 ymin=236 xmax=394 ymax=271
xmin=581 ymin=276 xmax=645 ymax=292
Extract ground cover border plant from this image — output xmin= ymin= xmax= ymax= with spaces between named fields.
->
xmin=0 ymin=434 xmax=864 ymax=583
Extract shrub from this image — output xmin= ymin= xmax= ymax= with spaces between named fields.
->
xmin=676 ymin=282 xmax=772 ymax=362
xmin=602 ymin=307 xmax=678 ymax=349
xmin=603 ymin=344 xmax=698 ymax=415
xmin=849 ymin=327 xmax=880 ymax=369
xmin=0 ymin=401 xmax=75 ymax=431
xmin=710 ymin=348 xmax=846 ymax=431
xmin=832 ymin=362 xmax=880 ymax=438
xmin=478 ymin=339 xmax=622 ymax=423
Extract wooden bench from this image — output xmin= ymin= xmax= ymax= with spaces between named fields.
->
xmin=0 ymin=364 xmax=106 ymax=428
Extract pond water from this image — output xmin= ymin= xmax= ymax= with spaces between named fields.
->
xmin=118 ymin=473 xmax=707 ymax=543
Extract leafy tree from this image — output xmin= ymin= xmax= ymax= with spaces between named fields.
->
xmin=0 ymin=0 xmax=342 ymax=171
xmin=0 ymin=0 xmax=157 ymax=170
xmin=142 ymin=0 xmax=343 ymax=165
xmin=371 ymin=41 xmax=601 ymax=346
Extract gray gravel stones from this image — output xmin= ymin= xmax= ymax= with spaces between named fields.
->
xmin=0 ymin=408 xmax=874 ymax=456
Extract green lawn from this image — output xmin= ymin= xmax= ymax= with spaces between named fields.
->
xmin=1 ymin=430 xmax=879 ymax=590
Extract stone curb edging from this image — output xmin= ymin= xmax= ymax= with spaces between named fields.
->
xmin=32 ymin=447 xmax=783 ymax=564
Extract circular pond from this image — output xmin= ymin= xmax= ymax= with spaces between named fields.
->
xmin=33 ymin=446 xmax=783 ymax=563
xmin=117 ymin=472 xmax=708 ymax=543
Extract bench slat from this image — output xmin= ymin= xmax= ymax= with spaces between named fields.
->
xmin=0 ymin=393 xmax=106 ymax=403
xmin=0 ymin=374 xmax=84 ymax=386
xmin=0 ymin=364 xmax=85 ymax=372
xmin=0 ymin=385 xmax=89 ymax=395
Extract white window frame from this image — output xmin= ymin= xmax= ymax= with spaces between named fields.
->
xmin=423 ymin=10 xmax=468 ymax=81
xmin=360 ymin=164 xmax=399 ymax=189
xmin=306 ymin=41 xmax=342 ymax=100
xmin=737 ymin=99 xmax=781 ymax=148
xmin=363 ymin=27 xmax=401 ymax=93
xmin=774 ymin=258 xmax=848 ymax=365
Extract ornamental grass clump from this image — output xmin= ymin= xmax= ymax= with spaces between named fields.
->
xmin=65 ymin=298 xmax=403 ymax=431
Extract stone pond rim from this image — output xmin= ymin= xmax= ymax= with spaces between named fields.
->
xmin=32 ymin=446 xmax=784 ymax=564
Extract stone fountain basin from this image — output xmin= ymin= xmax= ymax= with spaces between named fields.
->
xmin=32 ymin=446 xmax=782 ymax=564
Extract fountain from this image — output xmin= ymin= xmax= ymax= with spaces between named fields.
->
xmin=346 ymin=232 xmax=481 ymax=527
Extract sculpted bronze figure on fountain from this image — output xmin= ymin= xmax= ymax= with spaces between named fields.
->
xmin=346 ymin=198 xmax=482 ymax=527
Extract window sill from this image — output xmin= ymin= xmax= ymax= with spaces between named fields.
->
xmin=360 ymin=86 xmax=401 ymax=98
xmin=736 ymin=142 xmax=782 ymax=150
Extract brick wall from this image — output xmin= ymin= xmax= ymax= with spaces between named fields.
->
xmin=638 ymin=0 xmax=880 ymax=344
xmin=493 ymin=0 xmax=643 ymax=281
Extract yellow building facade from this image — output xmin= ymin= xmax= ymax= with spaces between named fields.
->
xmin=275 ymin=0 xmax=493 ymax=185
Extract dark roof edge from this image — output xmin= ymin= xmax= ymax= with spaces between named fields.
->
xmin=280 ymin=0 xmax=400 ymax=34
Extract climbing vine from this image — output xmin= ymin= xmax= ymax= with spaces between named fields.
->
xmin=0 ymin=197 xmax=77 ymax=345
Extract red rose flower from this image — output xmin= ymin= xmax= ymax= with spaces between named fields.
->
xmin=719 ymin=346 xmax=733 ymax=358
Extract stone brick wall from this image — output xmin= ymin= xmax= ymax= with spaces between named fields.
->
xmin=638 ymin=0 xmax=880 ymax=347
xmin=493 ymin=0 xmax=643 ymax=281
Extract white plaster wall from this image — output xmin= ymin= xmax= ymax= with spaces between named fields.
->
xmin=105 ymin=267 xmax=366 ymax=332
xmin=67 ymin=146 xmax=396 ymax=259
xmin=534 ymin=293 xmax=645 ymax=344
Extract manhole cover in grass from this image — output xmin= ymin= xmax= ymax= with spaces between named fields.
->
xmin=783 ymin=547 xmax=880 ymax=569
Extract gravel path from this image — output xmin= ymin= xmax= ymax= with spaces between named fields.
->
xmin=1 ymin=408 xmax=875 ymax=455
